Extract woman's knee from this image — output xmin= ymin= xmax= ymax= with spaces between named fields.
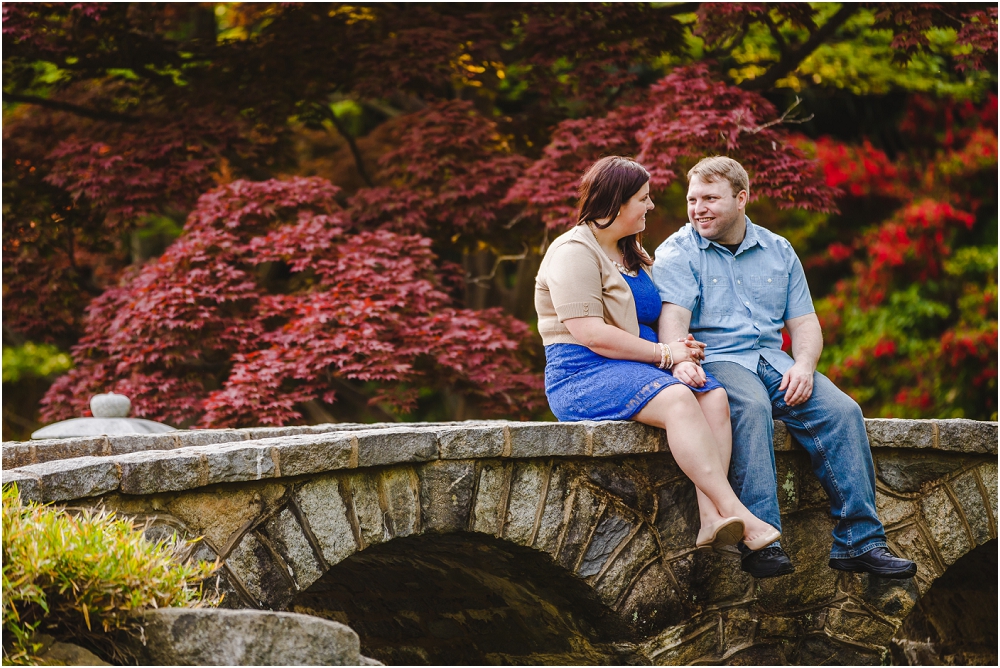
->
xmin=698 ymin=388 xmax=731 ymax=421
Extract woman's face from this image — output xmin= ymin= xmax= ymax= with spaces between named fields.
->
xmin=613 ymin=181 xmax=654 ymax=237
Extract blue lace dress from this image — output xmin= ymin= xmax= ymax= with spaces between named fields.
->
xmin=544 ymin=269 xmax=723 ymax=422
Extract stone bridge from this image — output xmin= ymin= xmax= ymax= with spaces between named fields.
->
xmin=3 ymin=418 xmax=997 ymax=665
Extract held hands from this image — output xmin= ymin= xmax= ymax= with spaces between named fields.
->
xmin=779 ymin=361 xmax=815 ymax=406
xmin=667 ymin=334 xmax=708 ymax=388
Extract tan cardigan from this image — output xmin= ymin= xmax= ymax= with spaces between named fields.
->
xmin=534 ymin=224 xmax=651 ymax=346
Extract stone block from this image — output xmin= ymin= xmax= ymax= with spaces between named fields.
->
xmin=556 ymin=484 xmax=603 ymax=572
xmin=167 ymin=488 xmax=265 ymax=555
xmin=857 ymin=573 xmax=918 ymax=619
xmin=118 ymin=449 xmax=205 ymax=495
xmin=578 ymin=507 xmax=634 ymax=578
xmin=936 ymin=419 xmax=997 ymax=454
xmin=471 ymin=461 xmax=508 ymax=535
xmin=418 ymin=460 xmax=476 ymax=534
xmin=506 ymin=422 xmax=589 ymax=458
xmin=2 ymin=443 xmax=35 ymax=469
xmin=981 ymin=462 xmax=998 ymax=519
xmin=921 ymin=486 xmax=971 ymax=566
xmin=617 ymin=559 xmax=686 ymax=637
xmin=757 ymin=616 xmax=803 ymax=639
xmin=594 ymin=525 xmax=658 ymax=606
xmin=772 ymin=420 xmax=793 ymax=451
xmin=776 ymin=456 xmax=799 ymax=513
xmin=875 ymin=490 xmax=918 ymax=527
xmin=875 ymin=451 xmax=965 ymax=493
xmin=355 ymin=428 xmax=438 ymax=468
xmin=295 ymin=477 xmax=359 ymax=567
xmin=503 ymin=461 xmax=550 ymax=546
xmin=174 ymin=429 xmax=248 ymax=447
xmin=107 ymin=433 xmax=179 ymax=456
xmin=586 ymin=461 xmax=643 ymax=511
xmin=133 ymin=608 xmax=361 ymax=665
xmin=379 ymin=467 xmax=420 ymax=537
xmin=888 ymin=524 xmax=940 ymax=590
xmin=204 ymin=442 xmax=277 ymax=485
xmin=533 ymin=463 xmax=572 ymax=556
xmin=346 ymin=473 xmax=386 ymax=549
xmin=15 ymin=457 xmax=120 ymax=503
xmin=1 ymin=470 xmax=42 ymax=503
xmin=225 ymin=530 xmax=295 ymax=609
xmin=24 ymin=437 xmax=111 ymax=465
xmin=795 ymin=634 xmax=882 ymax=666
xmin=823 ymin=606 xmax=895 ymax=647
xmin=866 ymin=418 xmax=936 ymax=450
xmin=261 ymin=507 xmax=324 ymax=591
xmin=796 ymin=459 xmax=829 ymax=509
xmin=648 ymin=620 xmax=719 ymax=665
xmin=590 ymin=421 xmax=661 ymax=457
xmin=437 ymin=425 xmax=505 ymax=460
xmin=654 ymin=477 xmax=698 ymax=553
xmin=687 ymin=549 xmax=751 ymax=607
xmin=721 ymin=607 xmax=755 ymax=649
xmin=268 ymin=433 xmax=355 ymax=477
xmin=757 ymin=509 xmax=837 ymax=611
xmin=950 ymin=471 xmax=992 ymax=545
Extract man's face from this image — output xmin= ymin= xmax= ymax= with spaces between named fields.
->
xmin=686 ymin=175 xmax=748 ymax=245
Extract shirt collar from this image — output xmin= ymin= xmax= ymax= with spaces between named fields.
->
xmin=693 ymin=216 xmax=768 ymax=253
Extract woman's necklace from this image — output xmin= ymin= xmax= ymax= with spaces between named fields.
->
xmin=603 ymin=247 xmax=637 ymax=277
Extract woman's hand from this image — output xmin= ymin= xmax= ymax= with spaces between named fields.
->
xmin=667 ymin=333 xmax=706 ymax=366
xmin=672 ymin=360 xmax=707 ymax=387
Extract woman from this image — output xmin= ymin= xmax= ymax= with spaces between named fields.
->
xmin=534 ymin=156 xmax=779 ymax=552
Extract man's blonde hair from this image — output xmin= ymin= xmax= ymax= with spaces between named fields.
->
xmin=687 ymin=156 xmax=749 ymax=197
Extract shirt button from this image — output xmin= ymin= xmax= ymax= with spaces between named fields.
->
xmin=767 ymin=278 xmax=772 ymax=283
xmin=744 ymin=301 xmax=750 ymax=306
xmin=712 ymin=279 xmax=718 ymax=284
xmin=737 ymin=280 xmax=741 ymax=284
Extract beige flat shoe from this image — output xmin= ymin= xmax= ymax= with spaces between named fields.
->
xmin=744 ymin=526 xmax=782 ymax=551
xmin=695 ymin=517 xmax=745 ymax=552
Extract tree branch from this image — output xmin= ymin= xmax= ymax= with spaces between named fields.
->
xmin=326 ymin=107 xmax=375 ymax=188
xmin=2 ymin=92 xmax=141 ymax=123
xmin=739 ymin=4 xmax=857 ymax=92
xmin=659 ymin=2 xmax=701 ymax=17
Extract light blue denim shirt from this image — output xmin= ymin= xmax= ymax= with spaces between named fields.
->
xmin=652 ymin=217 xmax=814 ymax=374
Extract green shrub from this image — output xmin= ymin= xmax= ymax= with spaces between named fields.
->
xmin=1 ymin=485 xmax=218 ymax=664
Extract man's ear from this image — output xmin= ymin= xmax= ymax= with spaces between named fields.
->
xmin=736 ymin=189 xmax=749 ymax=208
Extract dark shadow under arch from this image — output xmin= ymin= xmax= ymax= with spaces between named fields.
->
xmin=287 ymin=532 xmax=637 ymax=665
xmin=890 ymin=539 xmax=997 ymax=665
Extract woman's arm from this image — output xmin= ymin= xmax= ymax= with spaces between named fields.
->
xmin=563 ymin=316 xmax=702 ymax=367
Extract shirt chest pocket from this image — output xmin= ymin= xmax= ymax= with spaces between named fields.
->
xmin=750 ymin=275 xmax=789 ymax=316
xmin=700 ymin=275 xmax=734 ymax=316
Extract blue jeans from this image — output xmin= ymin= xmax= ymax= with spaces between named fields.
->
xmin=703 ymin=358 xmax=887 ymax=559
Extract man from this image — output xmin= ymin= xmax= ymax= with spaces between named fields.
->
xmin=652 ymin=156 xmax=916 ymax=579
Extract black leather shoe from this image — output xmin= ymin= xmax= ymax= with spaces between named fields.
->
xmin=829 ymin=547 xmax=916 ymax=578
xmin=741 ymin=546 xmax=795 ymax=578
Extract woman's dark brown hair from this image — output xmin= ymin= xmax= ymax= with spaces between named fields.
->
xmin=576 ymin=156 xmax=652 ymax=272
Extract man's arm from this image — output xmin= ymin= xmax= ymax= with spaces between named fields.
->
xmin=780 ymin=312 xmax=823 ymax=406
xmin=659 ymin=303 xmax=707 ymax=387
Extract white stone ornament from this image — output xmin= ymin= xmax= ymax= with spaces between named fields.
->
xmin=90 ymin=392 xmax=132 ymax=418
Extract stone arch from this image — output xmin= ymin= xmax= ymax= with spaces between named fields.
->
xmin=876 ymin=460 xmax=997 ymax=596
xmin=889 ymin=539 xmax=997 ymax=665
xmin=287 ymin=532 xmax=633 ymax=665
xmin=212 ymin=455 xmax=697 ymax=634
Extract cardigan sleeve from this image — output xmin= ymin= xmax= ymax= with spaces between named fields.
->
xmin=546 ymin=241 xmax=605 ymax=321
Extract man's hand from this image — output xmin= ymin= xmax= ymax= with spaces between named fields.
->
xmin=779 ymin=362 xmax=814 ymax=406
xmin=673 ymin=360 xmax=706 ymax=387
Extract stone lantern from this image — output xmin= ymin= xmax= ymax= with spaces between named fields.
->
xmin=31 ymin=392 xmax=176 ymax=439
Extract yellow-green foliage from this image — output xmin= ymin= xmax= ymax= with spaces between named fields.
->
xmin=1 ymin=485 xmax=218 ymax=664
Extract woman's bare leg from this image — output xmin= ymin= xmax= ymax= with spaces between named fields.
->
xmin=633 ymin=385 xmax=775 ymax=544
xmin=692 ymin=388 xmax=733 ymax=536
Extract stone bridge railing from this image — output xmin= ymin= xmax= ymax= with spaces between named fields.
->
xmin=3 ymin=418 xmax=997 ymax=665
